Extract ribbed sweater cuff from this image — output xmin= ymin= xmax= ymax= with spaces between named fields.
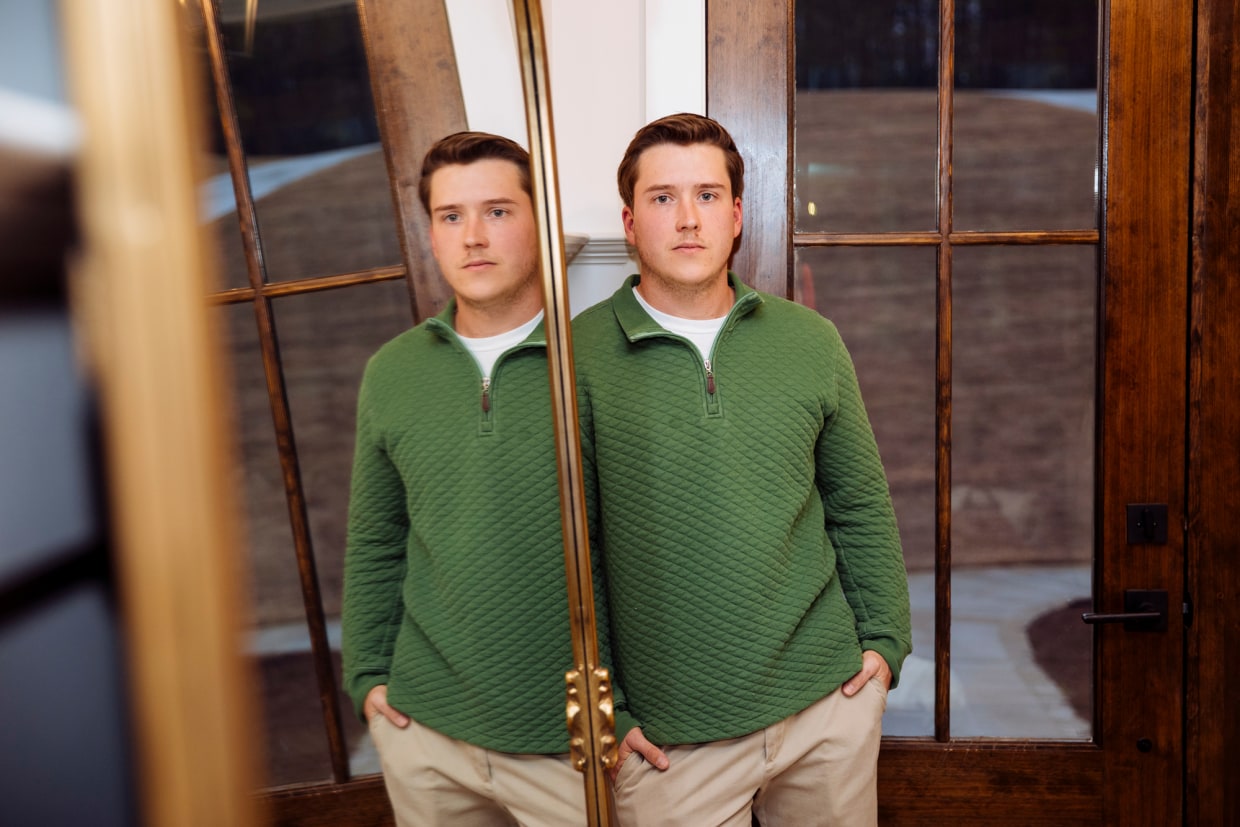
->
xmin=861 ymin=637 xmax=909 ymax=690
xmin=613 ymin=709 xmax=641 ymax=746
xmin=347 ymin=673 xmax=388 ymax=722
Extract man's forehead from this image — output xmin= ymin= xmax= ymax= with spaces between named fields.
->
xmin=635 ymin=143 xmax=730 ymax=184
xmin=429 ymin=160 xmax=528 ymax=208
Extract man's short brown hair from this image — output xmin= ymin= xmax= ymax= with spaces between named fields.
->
xmin=418 ymin=131 xmax=532 ymax=213
xmin=616 ymin=113 xmax=745 ymax=209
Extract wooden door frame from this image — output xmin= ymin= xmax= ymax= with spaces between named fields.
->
xmin=1097 ymin=3 xmax=1190 ymax=824
xmin=707 ymin=0 xmax=1238 ymax=822
xmin=1186 ymin=0 xmax=1240 ymax=820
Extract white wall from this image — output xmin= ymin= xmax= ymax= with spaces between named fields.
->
xmin=544 ymin=0 xmax=641 ymax=311
xmin=445 ymin=0 xmax=528 ymax=146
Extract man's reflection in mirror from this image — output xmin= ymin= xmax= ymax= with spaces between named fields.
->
xmin=341 ymin=132 xmax=584 ymax=826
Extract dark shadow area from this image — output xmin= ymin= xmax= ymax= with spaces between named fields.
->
xmin=1026 ymin=597 xmax=1093 ymax=722
xmin=258 ymin=649 xmax=367 ymax=787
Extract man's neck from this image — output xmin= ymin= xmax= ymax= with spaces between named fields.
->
xmin=453 ymin=293 xmax=543 ymax=338
xmin=635 ymin=271 xmax=734 ymax=320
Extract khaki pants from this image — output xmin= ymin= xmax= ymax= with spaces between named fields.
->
xmin=611 ymin=680 xmax=887 ymax=827
xmin=369 ymin=714 xmax=586 ymax=827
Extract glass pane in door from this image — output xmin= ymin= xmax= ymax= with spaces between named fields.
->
xmin=795 ymin=0 xmax=940 ymax=233
xmin=950 ymin=244 xmax=1095 ymax=738
xmin=273 ymin=280 xmax=414 ymax=778
xmin=204 ymin=0 xmax=401 ymax=283
xmin=953 ymin=0 xmax=1100 ymax=232
xmin=796 ymin=245 xmax=937 ymax=736
xmin=219 ymin=301 xmax=338 ymax=785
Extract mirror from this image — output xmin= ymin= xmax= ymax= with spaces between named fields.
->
xmin=188 ymin=0 xmax=613 ymax=822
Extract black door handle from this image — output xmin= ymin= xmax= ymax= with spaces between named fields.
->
xmin=1081 ymin=589 xmax=1168 ymax=631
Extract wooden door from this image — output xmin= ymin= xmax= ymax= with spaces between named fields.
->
xmin=707 ymin=0 xmax=1199 ymax=822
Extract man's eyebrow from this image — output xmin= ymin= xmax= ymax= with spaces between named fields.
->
xmin=639 ymin=181 xmax=727 ymax=195
xmin=432 ymin=197 xmax=520 ymax=214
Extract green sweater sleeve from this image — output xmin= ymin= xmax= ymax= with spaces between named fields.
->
xmin=815 ymin=327 xmax=913 ymax=687
xmin=577 ymin=368 xmax=639 ymax=745
xmin=341 ymin=368 xmax=410 ymax=720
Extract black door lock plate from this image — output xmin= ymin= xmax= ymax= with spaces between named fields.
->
xmin=1126 ymin=503 xmax=1168 ymax=545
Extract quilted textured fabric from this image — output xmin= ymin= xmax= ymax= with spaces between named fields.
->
xmin=341 ymin=301 xmax=576 ymax=754
xmin=574 ymin=274 xmax=912 ymax=746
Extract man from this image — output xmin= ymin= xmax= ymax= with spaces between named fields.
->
xmin=574 ymin=113 xmax=912 ymax=825
xmin=341 ymin=131 xmax=583 ymax=826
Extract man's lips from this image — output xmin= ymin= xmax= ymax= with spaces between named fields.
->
xmin=462 ymin=259 xmax=496 ymax=269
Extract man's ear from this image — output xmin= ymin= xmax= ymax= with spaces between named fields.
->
xmin=732 ymin=196 xmax=743 ymax=238
xmin=622 ymin=204 xmax=637 ymax=244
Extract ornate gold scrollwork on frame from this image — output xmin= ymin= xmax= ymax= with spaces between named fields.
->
xmin=567 ymin=667 xmax=619 ymax=773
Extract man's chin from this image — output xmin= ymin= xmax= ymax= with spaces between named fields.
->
xmin=651 ymin=269 xmax=728 ymax=291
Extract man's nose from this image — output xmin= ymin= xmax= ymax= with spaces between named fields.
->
xmin=464 ymin=213 xmax=487 ymax=247
xmin=676 ymin=202 xmax=700 ymax=231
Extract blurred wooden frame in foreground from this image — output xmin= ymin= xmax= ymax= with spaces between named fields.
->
xmin=62 ymin=1 xmax=265 ymax=825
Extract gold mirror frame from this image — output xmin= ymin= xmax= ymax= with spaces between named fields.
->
xmin=512 ymin=0 xmax=618 ymax=822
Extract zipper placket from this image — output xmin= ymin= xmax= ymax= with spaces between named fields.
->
xmin=702 ymin=355 xmax=721 ymax=415
xmin=628 ymin=289 xmax=759 ymax=416
xmin=635 ymin=329 xmax=723 ymax=415
xmin=699 ymin=290 xmax=761 ymax=413
xmin=479 ymin=374 xmax=494 ymax=433
xmin=476 ymin=340 xmax=543 ymax=434
xmin=428 ymin=315 xmax=541 ymax=435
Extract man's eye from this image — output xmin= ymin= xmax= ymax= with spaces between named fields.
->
xmin=654 ymin=194 xmax=672 ymax=204
xmin=700 ymin=192 xmax=717 ymax=202
xmin=442 ymin=213 xmax=460 ymax=223
xmin=489 ymin=208 xmax=509 ymax=218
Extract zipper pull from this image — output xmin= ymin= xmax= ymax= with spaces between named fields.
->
xmin=481 ymin=376 xmax=491 ymax=412
xmin=704 ymin=359 xmax=716 ymax=395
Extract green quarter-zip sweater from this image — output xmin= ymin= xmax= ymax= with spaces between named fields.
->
xmin=574 ymin=274 xmax=912 ymax=746
xmin=341 ymin=300 xmax=577 ymax=754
